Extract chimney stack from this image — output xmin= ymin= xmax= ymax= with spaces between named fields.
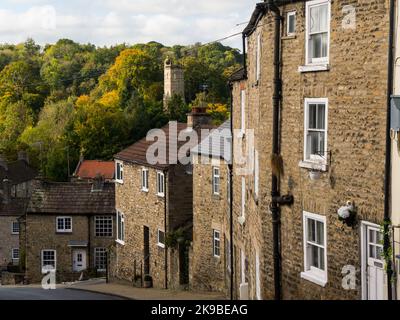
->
xmin=187 ymin=92 xmax=212 ymax=128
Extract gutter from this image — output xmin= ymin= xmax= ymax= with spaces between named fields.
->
xmin=384 ymin=0 xmax=396 ymax=301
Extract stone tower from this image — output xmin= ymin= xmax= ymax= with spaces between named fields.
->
xmin=163 ymin=57 xmax=185 ymax=110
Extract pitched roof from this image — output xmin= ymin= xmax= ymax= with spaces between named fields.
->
xmin=114 ymin=122 xmax=216 ymax=170
xmin=191 ymin=120 xmax=232 ymax=162
xmin=243 ymin=2 xmax=268 ymax=37
xmin=229 ymin=67 xmax=246 ymax=83
xmin=0 ymin=160 xmax=37 ymax=185
xmin=27 ymin=181 xmax=115 ymax=215
xmin=74 ymin=160 xmax=115 ymax=180
xmin=0 ymin=198 xmax=28 ymax=217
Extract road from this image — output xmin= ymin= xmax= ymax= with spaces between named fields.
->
xmin=0 ymin=286 xmax=125 ymax=300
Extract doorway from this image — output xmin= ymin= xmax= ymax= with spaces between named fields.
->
xmin=361 ymin=222 xmax=386 ymax=300
xmin=72 ymin=249 xmax=87 ymax=272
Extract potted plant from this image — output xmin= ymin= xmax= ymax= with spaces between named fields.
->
xmin=143 ymin=274 xmax=153 ymax=288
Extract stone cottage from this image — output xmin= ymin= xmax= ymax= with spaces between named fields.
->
xmin=190 ymin=120 xmax=232 ymax=294
xmin=20 ymin=179 xmax=115 ymax=283
xmin=111 ymin=108 xmax=215 ymax=289
xmin=0 ymin=152 xmax=37 ymax=271
xmin=226 ymin=0 xmax=393 ymax=300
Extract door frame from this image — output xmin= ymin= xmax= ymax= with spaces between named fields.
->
xmin=361 ymin=221 xmax=384 ymax=300
xmin=72 ymin=249 xmax=87 ymax=272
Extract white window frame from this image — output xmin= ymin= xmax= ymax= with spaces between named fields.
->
xmin=157 ymin=229 xmax=166 ymax=248
xmin=116 ymin=210 xmax=125 ymax=245
xmin=287 ymin=11 xmax=296 ymax=36
xmin=56 ymin=216 xmax=72 ymax=233
xmin=11 ymin=221 xmax=20 ymax=235
xmin=94 ymin=216 xmax=113 ymax=237
xmin=12 ymin=248 xmax=19 ymax=261
xmin=255 ymin=33 xmax=261 ymax=82
xmin=94 ymin=247 xmax=107 ymax=272
xmin=303 ymin=98 xmax=328 ymax=165
xmin=212 ymin=167 xmax=220 ymax=195
xmin=254 ymin=150 xmax=259 ymax=198
xmin=213 ymin=229 xmax=221 ymax=258
xmin=157 ymin=171 xmax=165 ymax=197
xmin=240 ymin=90 xmax=246 ymax=136
xmin=141 ymin=168 xmax=149 ymax=192
xmin=301 ymin=211 xmax=328 ymax=287
xmin=305 ymin=0 xmax=331 ymax=66
xmin=115 ymin=161 xmax=124 ymax=184
xmin=41 ymin=249 xmax=56 ymax=274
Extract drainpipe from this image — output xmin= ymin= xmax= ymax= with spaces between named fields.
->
xmin=267 ymin=0 xmax=294 ymax=300
xmin=164 ymin=169 xmax=168 ymax=290
xmin=385 ymin=0 xmax=396 ymax=301
xmin=242 ymin=34 xmax=247 ymax=79
xmin=228 ymin=82 xmax=234 ymax=300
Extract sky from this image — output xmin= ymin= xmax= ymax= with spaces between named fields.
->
xmin=0 ymin=0 xmax=257 ymax=49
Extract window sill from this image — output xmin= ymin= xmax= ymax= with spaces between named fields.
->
xmin=298 ymin=64 xmax=330 ymax=73
xmin=282 ymin=34 xmax=296 ymax=40
xmin=115 ymin=239 xmax=125 ymax=246
xmin=157 ymin=243 xmax=165 ymax=249
xmin=300 ymin=271 xmax=327 ymax=287
xmin=212 ymin=194 xmax=221 ymax=200
xmin=238 ymin=215 xmax=246 ymax=226
xmin=142 ymin=188 xmax=149 ymax=193
xmin=157 ymin=193 xmax=165 ymax=199
xmin=56 ymin=231 xmax=73 ymax=234
xmin=298 ymin=161 xmax=328 ymax=172
xmin=115 ymin=180 xmax=124 ymax=185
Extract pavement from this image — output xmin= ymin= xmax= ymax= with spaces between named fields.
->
xmin=0 ymin=283 xmax=125 ymax=300
xmin=67 ymin=278 xmax=226 ymax=300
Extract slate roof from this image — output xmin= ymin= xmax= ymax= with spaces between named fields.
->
xmin=115 ymin=122 xmax=216 ymax=170
xmin=191 ymin=120 xmax=232 ymax=162
xmin=74 ymin=160 xmax=115 ymax=180
xmin=229 ymin=67 xmax=246 ymax=83
xmin=27 ymin=181 xmax=115 ymax=215
xmin=0 ymin=198 xmax=28 ymax=217
xmin=0 ymin=160 xmax=37 ymax=185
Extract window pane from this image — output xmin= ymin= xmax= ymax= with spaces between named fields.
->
xmin=316 ymin=221 xmax=324 ymax=245
xmin=311 ymin=245 xmax=319 ymax=267
xmin=309 ymin=104 xmax=317 ymax=128
xmin=310 ymin=4 xmax=328 ymax=33
xmin=307 ymin=218 xmax=315 ymax=242
xmin=288 ymin=15 xmax=295 ymax=33
xmin=317 ymin=104 xmax=325 ymax=129
xmin=319 ymin=247 xmax=325 ymax=270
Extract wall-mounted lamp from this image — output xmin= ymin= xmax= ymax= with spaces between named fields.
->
xmin=338 ymin=201 xmax=358 ymax=228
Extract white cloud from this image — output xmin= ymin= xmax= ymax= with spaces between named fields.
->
xmin=0 ymin=1 xmax=257 ymax=48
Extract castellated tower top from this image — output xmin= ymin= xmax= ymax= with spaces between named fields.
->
xmin=163 ymin=57 xmax=185 ymax=110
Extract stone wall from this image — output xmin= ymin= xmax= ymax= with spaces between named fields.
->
xmin=0 ymin=216 xmax=20 ymax=268
xmin=190 ymin=155 xmax=230 ymax=294
xmin=229 ymin=0 xmax=390 ymax=300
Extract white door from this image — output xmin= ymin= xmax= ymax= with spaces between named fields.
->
xmin=366 ymin=226 xmax=385 ymax=300
xmin=73 ymin=250 xmax=87 ymax=272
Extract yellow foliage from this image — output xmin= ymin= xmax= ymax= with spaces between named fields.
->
xmin=76 ymin=95 xmax=90 ymax=107
xmin=98 ymin=90 xmax=120 ymax=107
